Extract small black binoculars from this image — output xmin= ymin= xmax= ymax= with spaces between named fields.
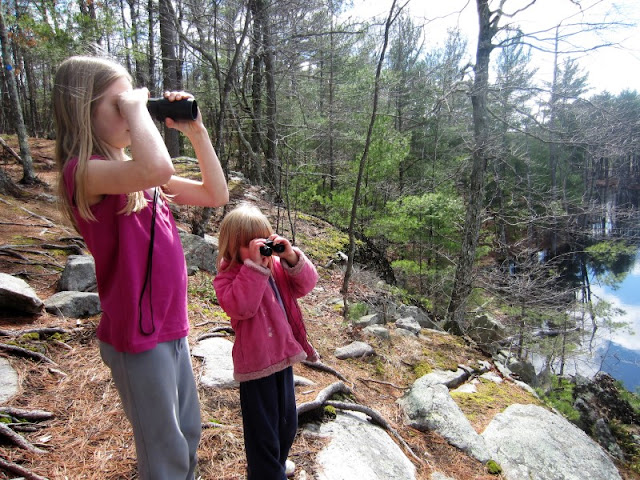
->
xmin=260 ymin=240 xmax=285 ymax=257
xmin=147 ymin=97 xmax=198 ymax=122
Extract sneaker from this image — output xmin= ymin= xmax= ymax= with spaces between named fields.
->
xmin=285 ymin=459 xmax=296 ymax=477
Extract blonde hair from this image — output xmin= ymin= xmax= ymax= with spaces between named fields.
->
xmin=217 ymin=204 xmax=273 ymax=272
xmin=53 ymin=55 xmax=147 ymax=226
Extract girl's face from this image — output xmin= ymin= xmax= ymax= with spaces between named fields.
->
xmin=239 ymin=245 xmax=251 ymax=263
xmin=92 ymin=76 xmax=133 ymax=154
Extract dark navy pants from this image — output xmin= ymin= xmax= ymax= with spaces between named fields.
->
xmin=240 ymin=367 xmax=297 ymax=480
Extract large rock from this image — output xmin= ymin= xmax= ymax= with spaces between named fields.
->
xmin=44 ymin=291 xmax=101 ymax=318
xmin=415 ymin=368 xmax=470 ymax=389
xmin=306 ymin=411 xmax=416 ymax=480
xmin=58 ymin=255 xmax=97 ymax=292
xmin=334 ymin=341 xmax=374 ymax=359
xmin=0 ymin=357 xmax=19 ymax=404
xmin=395 ymin=317 xmax=421 ymax=335
xmin=481 ymin=404 xmax=622 ymax=480
xmin=353 ymin=313 xmax=383 ymax=328
xmin=466 ymin=313 xmax=505 ymax=352
xmin=179 ymin=231 xmax=218 ymax=274
xmin=192 ymin=337 xmax=237 ymax=389
xmin=0 ymin=273 xmax=44 ymax=315
xmin=397 ymin=383 xmax=491 ymax=462
xmin=396 ymin=305 xmax=438 ymax=329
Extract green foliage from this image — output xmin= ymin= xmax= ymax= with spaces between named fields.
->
xmin=375 ymin=192 xmax=463 ymax=246
xmin=609 ymin=419 xmax=640 ymax=473
xmin=616 ymin=381 xmax=640 ymax=413
xmin=586 ymin=241 xmax=638 ymax=287
xmin=297 ymin=228 xmax=350 ymax=267
xmin=323 ymin=405 xmax=337 ymax=419
xmin=20 ymin=332 xmax=40 ymax=341
xmin=347 ymin=302 xmax=369 ymax=321
xmin=372 ymin=357 xmax=385 ymax=376
xmin=534 ymin=376 xmax=581 ymax=423
xmin=486 ymin=460 xmax=502 ymax=475
xmin=391 ymin=259 xmax=421 ymax=276
xmin=188 ymin=275 xmax=217 ymax=304
xmin=585 ymin=299 xmax=629 ymax=335
xmin=413 ymin=362 xmax=432 ymax=378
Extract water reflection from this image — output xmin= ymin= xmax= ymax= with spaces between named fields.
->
xmin=587 ymin=257 xmax=640 ymax=392
xmin=535 ymin=247 xmax=640 ymax=393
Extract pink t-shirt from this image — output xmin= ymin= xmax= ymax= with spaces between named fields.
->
xmin=63 ymin=157 xmax=188 ymax=353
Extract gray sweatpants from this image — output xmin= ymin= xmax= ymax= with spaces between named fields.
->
xmin=100 ymin=338 xmax=201 ymax=480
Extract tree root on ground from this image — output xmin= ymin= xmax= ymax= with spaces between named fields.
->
xmin=0 ymin=422 xmax=46 ymax=454
xmin=296 ymin=381 xmax=428 ymax=468
xmin=0 ymin=455 xmax=49 ymax=480
xmin=302 ymin=360 xmax=348 ymax=382
xmin=0 ymin=343 xmax=57 ymax=365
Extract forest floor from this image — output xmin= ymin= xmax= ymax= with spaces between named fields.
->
xmin=1 ymin=135 xmax=637 ymax=480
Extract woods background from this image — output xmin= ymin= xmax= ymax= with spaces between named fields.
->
xmin=1 ymin=0 xmax=639 ymax=375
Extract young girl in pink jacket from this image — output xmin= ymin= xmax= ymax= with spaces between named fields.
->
xmin=213 ymin=204 xmax=318 ymax=479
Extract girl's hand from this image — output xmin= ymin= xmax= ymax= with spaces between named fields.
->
xmin=247 ymin=238 xmax=272 ymax=268
xmin=162 ymin=91 xmax=205 ymax=135
xmin=117 ymin=87 xmax=151 ymax=119
xmin=269 ymin=234 xmax=298 ymax=266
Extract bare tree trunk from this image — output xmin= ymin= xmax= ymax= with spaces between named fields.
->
xmin=158 ymin=0 xmax=180 ymax=156
xmin=249 ymin=0 xmax=264 ymax=185
xmin=178 ymin=2 xmax=250 ymax=236
xmin=0 ymin=6 xmax=36 ymax=185
xmin=12 ymin=0 xmax=39 ymax=136
xmin=341 ymin=0 xmax=400 ymax=315
xmin=251 ymin=0 xmax=278 ymax=193
xmin=548 ymin=26 xmax=560 ymax=256
xmin=445 ymin=0 xmax=498 ymax=334
xmin=147 ymin=0 xmax=155 ymax=91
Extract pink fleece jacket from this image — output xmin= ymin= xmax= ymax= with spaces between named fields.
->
xmin=213 ymin=248 xmax=319 ymax=382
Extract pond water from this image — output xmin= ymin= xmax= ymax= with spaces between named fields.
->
xmin=586 ymin=255 xmax=640 ymax=393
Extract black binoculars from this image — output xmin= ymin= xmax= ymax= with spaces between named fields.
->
xmin=147 ymin=97 xmax=198 ymax=122
xmin=260 ymin=240 xmax=285 ymax=257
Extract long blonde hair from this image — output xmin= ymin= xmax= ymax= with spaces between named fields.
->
xmin=217 ymin=204 xmax=273 ymax=272
xmin=53 ymin=55 xmax=147 ymax=226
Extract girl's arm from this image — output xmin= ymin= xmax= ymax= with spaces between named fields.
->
xmin=163 ymin=93 xmax=228 ymax=207
xmin=279 ymin=248 xmax=319 ymax=298
xmin=163 ymin=124 xmax=228 ymax=207
xmin=213 ymin=264 xmax=270 ymax=320
xmin=85 ymin=87 xmax=175 ymax=199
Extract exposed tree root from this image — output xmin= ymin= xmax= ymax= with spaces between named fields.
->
xmin=296 ymin=381 xmax=427 ymax=469
xmin=0 ymin=422 xmax=46 ymax=454
xmin=0 ymin=455 xmax=49 ymax=480
xmin=302 ymin=360 xmax=348 ymax=382
xmin=0 ymin=343 xmax=57 ymax=365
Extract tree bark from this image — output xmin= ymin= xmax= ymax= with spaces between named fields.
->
xmin=0 ymin=6 xmax=37 ymax=185
xmin=445 ymin=0 xmax=498 ymax=334
xmin=158 ymin=0 xmax=180 ymax=156
xmin=341 ymin=0 xmax=399 ymax=314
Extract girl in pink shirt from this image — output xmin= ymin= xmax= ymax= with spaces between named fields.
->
xmin=214 ymin=204 xmax=319 ymax=479
xmin=53 ymin=55 xmax=228 ymax=480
